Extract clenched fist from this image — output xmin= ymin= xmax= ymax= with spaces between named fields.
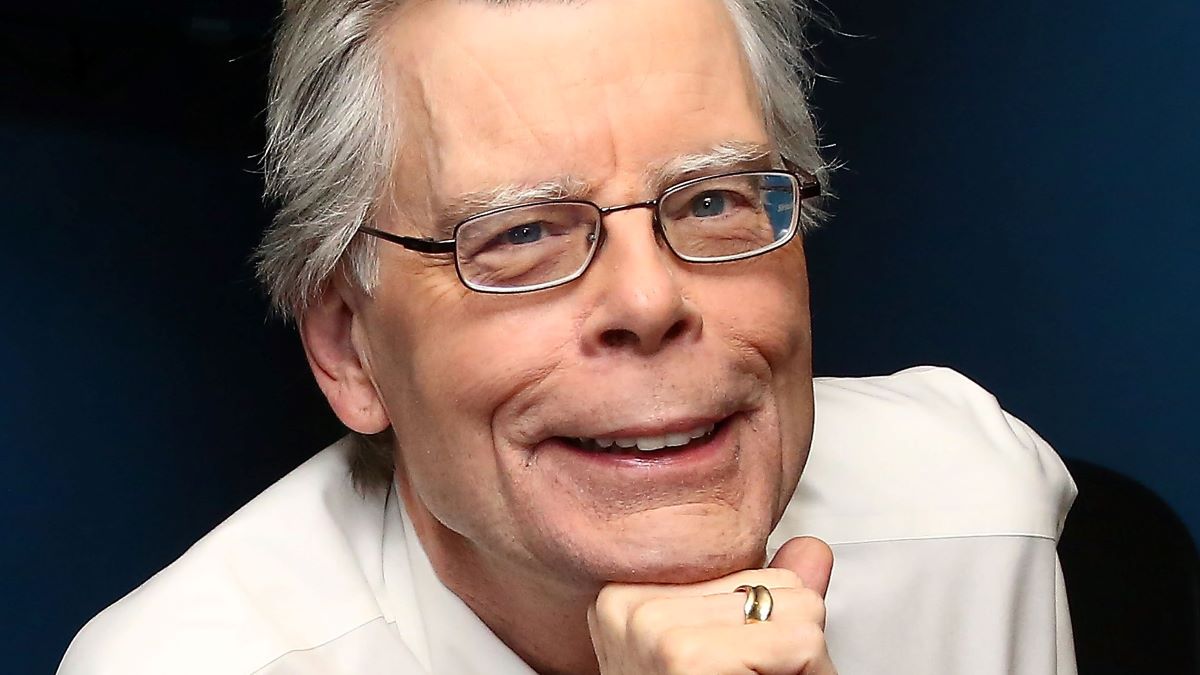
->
xmin=587 ymin=537 xmax=837 ymax=675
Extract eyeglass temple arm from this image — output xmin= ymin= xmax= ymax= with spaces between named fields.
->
xmin=358 ymin=226 xmax=456 ymax=254
xmin=780 ymin=157 xmax=822 ymax=200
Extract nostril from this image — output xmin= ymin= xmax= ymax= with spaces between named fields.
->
xmin=662 ymin=318 xmax=687 ymax=344
xmin=600 ymin=328 xmax=638 ymax=349
xmin=598 ymin=318 xmax=691 ymax=351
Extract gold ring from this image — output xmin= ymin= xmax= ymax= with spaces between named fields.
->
xmin=734 ymin=584 xmax=774 ymax=623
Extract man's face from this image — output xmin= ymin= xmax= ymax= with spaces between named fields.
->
xmin=356 ymin=0 xmax=814 ymax=586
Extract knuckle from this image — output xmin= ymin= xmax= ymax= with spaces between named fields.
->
xmin=594 ymin=584 xmax=622 ymax=611
xmin=783 ymin=587 xmax=827 ymax=625
xmin=810 ymin=594 xmax=828 ymax=627
xmin=792 ymin=586 xmax=830 ymax=624
xmin=593 ymin=585 xmax=632 ymax=630
xmin=626 ymin=598 xmax=669 ymax=640
xmin=656 ymin=627 xmax=705 ymax=675
xmin=792 ymin=620 xmax=828 ymax=652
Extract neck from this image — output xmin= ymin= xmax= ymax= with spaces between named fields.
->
xmin=398 ymin=482 xmax=603 ymax=675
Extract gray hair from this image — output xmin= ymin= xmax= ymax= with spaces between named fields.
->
xmin=257 ymin=0 xmax=827 ymax=320
xmin=255 ymin=0 xmax=830 ymax=486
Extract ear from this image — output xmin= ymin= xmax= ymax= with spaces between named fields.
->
xmin=299 ymin=283 xmax=391 ymax=434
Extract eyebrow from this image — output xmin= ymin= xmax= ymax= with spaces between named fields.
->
xmin=647 ymin=140 xmax=776 ymax=188
xmin=431 ymin=140 xmax=776 ymax=237
xmin=432 ymin=176 xmax=593 ymax=238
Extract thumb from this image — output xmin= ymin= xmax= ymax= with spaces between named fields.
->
xmin=768 ymin=536 xmax=834 ymax=599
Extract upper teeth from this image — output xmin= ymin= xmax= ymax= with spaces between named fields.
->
xmin=585 ymin=423 xmax=715 ymax=452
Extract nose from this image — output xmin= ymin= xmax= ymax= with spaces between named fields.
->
xmin=580 ymin=209 xmax=703 ymax=355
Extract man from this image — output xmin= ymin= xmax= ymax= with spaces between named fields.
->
xmin=59 ymin=0 xmax=1077 ymax=673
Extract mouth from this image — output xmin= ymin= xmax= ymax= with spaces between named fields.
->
xmin=552 ymin=417 xmax=728 ymax=456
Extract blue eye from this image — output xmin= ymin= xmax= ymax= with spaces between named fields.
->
xmin=502 ymin=223 xmax=545 ymax=245
xmin=690 ymin=192 xmax=728 ymax=218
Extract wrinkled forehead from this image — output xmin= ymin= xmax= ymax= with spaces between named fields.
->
xmin=380 ymin=0 xmax=767 ymax=214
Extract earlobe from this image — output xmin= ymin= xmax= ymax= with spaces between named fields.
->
xmin=299 ymin=285 xmax=391 ymax=435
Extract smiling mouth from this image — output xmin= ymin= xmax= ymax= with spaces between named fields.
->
xmin=557 ymin=418 xmax=726 ymax=454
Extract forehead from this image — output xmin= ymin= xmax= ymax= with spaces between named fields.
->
xmin=383 ymin=0 xmax=768 ymax=204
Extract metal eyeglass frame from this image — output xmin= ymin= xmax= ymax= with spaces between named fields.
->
xmin=358 ymin=163 xmax=822 ymax=294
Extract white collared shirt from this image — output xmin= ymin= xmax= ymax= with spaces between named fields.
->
xmin=59 ymin=366 xmax=1078 ymax=674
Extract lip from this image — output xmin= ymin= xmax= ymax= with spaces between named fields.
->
xmin=554 ymin=414 xmax=727 ymax=443
xmin=506 ymin=372 xmax=764 ymax=455
xmin=532 ymin=413 xmax=741 ymax=471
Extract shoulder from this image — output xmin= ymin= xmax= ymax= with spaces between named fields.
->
xmin=776 ymin=366 xmax=1077 ymax=545
xmin=58 ymin=438 xmax=393 ymax=675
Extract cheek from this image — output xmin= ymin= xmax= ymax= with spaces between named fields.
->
xmin=697 ymin=252 xmax=813 ymax=490
xmin=701 ymin=251 xmax=811 ymax=369
xmin=421 ymin=311 xmax=572 ymax=409
xmin=368 ymin=292 xmax=578 ymax=532
xmin=371 ymin=276 xmax=576 ymax=446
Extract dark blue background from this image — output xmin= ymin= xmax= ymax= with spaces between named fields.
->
xmin=2 ymin=2 xmax=1196 ymax=673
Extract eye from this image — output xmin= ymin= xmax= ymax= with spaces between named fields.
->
xmin=689 ymin=192 xmax=729 ymax=218
xmin=502 ymin=223 xmax=546 ymax=245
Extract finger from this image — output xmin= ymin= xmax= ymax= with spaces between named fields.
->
xmin=625 ymin=586 xmax=827 ymax=635
xmin=597 ymin=567 xmax=803 ymax=613
xmin=768 ymin=536 xmax=834 ymax=599
xmin=654 ymin=621 xmax=834 ymax=675
xmin=593 ymin=569 xmax=806 ymax=645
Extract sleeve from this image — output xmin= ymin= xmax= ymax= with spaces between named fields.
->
xmin=773 ymin=366 xmax=1079 ymax=675
xmin=1003 ymin=407 xmax=1079 ymax=674
xmin=56 ymin=441 xmax=401 ymax=675
xmin=1056 ymin=556 xmax=1079 ymax=674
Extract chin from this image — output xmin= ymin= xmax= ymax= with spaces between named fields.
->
xmin=592 ymin=540 xmax=767 ymax=585
xmin=555 ymin=514 xmax=773 ymax=585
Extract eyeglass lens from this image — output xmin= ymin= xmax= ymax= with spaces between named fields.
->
xmin=455 ymin=172 xmax=800 ymax=292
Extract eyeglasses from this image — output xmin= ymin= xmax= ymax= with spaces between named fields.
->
xmin=358 ymin=166 xmax=821 ymax=294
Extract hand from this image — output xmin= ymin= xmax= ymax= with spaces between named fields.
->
xmin=587 ymin=537 xmax=837 ymax=675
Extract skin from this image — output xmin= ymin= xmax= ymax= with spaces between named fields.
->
xmin=301 ymin=0 xmax=832 ymax=672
